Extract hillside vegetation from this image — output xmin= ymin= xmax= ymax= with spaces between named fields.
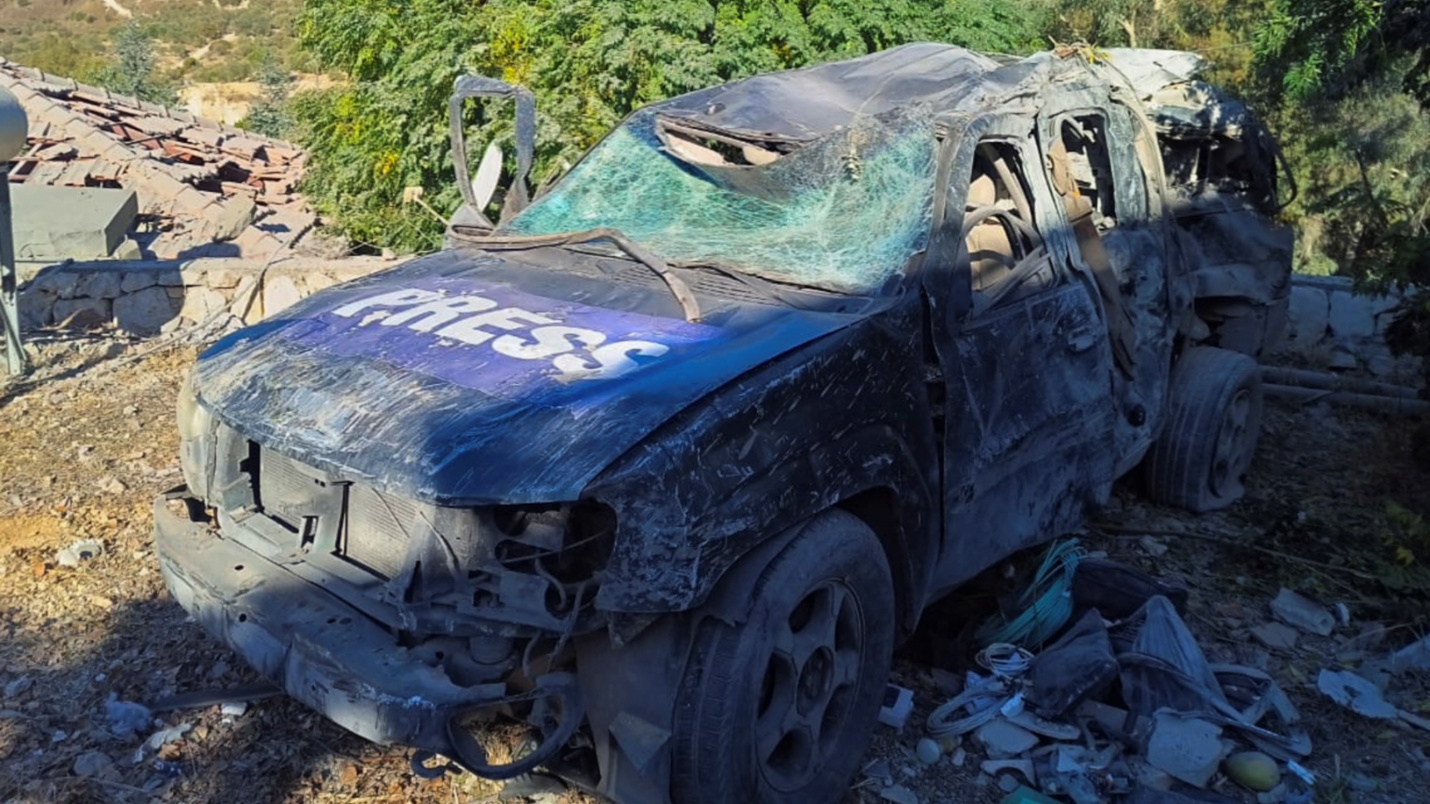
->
xmin=0 ymin=0 xmax=306 ymax=86
xmin=4 ymin=0 xmax=1429 ymax=308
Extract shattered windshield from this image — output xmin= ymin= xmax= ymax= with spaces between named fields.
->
xmin=502 ymin=108 xmax=937 ymax=295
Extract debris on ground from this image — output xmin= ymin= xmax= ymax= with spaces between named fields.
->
xmin=907 ymin=542 xmax=1329 ymax=803
xmin=55 ymin=537 xmax=103 ymax=567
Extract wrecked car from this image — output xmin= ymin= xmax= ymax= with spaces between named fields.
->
xmin=153 ymin=44 xmax=1291 ymax=804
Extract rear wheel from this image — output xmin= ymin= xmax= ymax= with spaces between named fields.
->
xmin=1145 ymin=346 xmax=1263 ymax=512
xmin=672 ymin=510 xmax=895 ymax=804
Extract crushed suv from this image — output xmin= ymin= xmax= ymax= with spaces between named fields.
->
xmin=154 ymin=44 xmax=1292 ymax=804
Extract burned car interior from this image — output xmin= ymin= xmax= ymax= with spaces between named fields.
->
xmin=153 ymin=44 xmax=1293 ymax=804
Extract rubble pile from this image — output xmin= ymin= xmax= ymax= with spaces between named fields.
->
xmin=0 ymin=59 xmax=314 ymax=261
xmin=868 ymin=540 xmax=1430 ymax=804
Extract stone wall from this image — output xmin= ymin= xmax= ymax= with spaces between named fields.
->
xmin=18 ymin=256 xmax=396 ymax=336
xmin=1278 ymin=275 xmax=1419 ymax=383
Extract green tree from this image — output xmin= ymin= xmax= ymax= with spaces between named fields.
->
xmin=244 ymin=54 xmax=294 ymax=139
xmin=292 ymin=0 xmax=1047 ymax=252
xmin=97 ymin=21 xmax=177 ymax=105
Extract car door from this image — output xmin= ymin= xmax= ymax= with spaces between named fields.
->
xmin=927 ymin=113 xmax=1119 ymax=592
xmin=1037 ymin=99 xmax=1177 ymax=472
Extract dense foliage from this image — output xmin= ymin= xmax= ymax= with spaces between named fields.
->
xmin=291 ymin=0 xmax=1048 ymax=251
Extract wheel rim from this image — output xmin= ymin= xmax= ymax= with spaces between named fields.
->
xmin=754 ymin=579 xmax=864 ymax=792
xmin=1209 ymin=388 xmax=1254 ymax=496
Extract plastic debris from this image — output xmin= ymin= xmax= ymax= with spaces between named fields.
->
xmin=144 ymin=723 xmax=192 ymax=751
xmin=105 ymin=695 xmax=153 ymax=737
xmin=1316 ymin=669 xmax=1398 ymax=719
xmin=878 ymin=684 xmax=915 ymax=729
xmin=1116 ymin=596 xmax=1226 ymax=717
xmin=1071 ymin=557 xmax=1189 ymax=622
xmin=1000 ymin=785 xmax=1061 ymax=804
xmin=1026 ymin=609 xmax=1118 ymax=718
xmin=1270 ymin=589 xmax=1334 ymax=636
xmin=56 ymin=539 xmax=104 ymax=568
xmin=1144 ymin=712 xmax=1225 ymax=788
xmin=973 ymin=719 xmax=1039 ymax=758
xmin=220 ymin=701 xmax=248 ymax=717
xmin=1390 ymin=634 xmax=1430 ymax=674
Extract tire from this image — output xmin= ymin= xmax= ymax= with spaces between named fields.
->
xmin=671 ymin=510 xmax=895 ymax=804
xmin=1145 ymin=346 xmax=1264 ymax=512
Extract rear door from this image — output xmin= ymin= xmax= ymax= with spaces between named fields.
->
xmin=929 ymin=113 xmax=1119 ymax=592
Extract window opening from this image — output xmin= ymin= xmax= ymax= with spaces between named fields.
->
xmin=961 ymin=141 xmax=1050 ymax=305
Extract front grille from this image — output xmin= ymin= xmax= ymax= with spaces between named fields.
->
xmin=346 ymin=484 xmax=422 ymax=578
xmin=258 ymin=449 xmax=327 ymax=530
xmin=254 ymin=445 xmax=477 ymax=581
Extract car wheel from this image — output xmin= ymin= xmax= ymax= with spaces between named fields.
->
xmin=671 ymin=510 xmax=895 ymax=804
xmin=1145 ymin=346 xmax=1263 ymax=512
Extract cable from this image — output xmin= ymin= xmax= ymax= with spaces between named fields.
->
xmin=975 ymin=538 xmax=1085 ymax=649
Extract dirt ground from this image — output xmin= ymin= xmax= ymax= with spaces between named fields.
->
xmin=1 ymin=330 xmax=1428 ymax=804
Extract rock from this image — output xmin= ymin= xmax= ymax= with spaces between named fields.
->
xmin=120 ymin=271 xmax=158 ymax=293
xmin=1250 ymin=622 xmax=1300 ymax=650
xmin=997 ymin=773 xmax=1022 ymax=793
xmin=879 ymin=785 xmax=919 ymax=804
xmin=1346 ymin=772 xmax=1379 ymax=792
xmin=96 ymin=476 xmax=127 ymax=495
xmin=1128 ymin=757 xmax=1173 ymax=791
xmin=1138 ymin=536 xmax=1169 ymax=557
xmin=1144 ymin=713 xmax=1224 ymax=788
xmin=53 ymin=297 xmax=111 ymax=329
xmin=950 ymin=746 xmax=966 ymax=767
xmin=929 ymin=667 xmax=962 ymax=696
xmin=1286 ymin=284 xmax=1329 ymax=343
xmin=262 ymin=275 xmax=304 ymax=318
xmin=915 ymin=737 xmax=941 ymax=764
xmin=1256 ymin=782 xmax=1289 ymax=804
xmin=1328 ymin=289 xmax=1381 ymax=340
xmin=3 ymin=676 xmax=33 ymax=699
xmin=1270 ymin=588 xmax=1335 ymax=636
xmin=1225 ymin=751 xmax=1282 ymax=791
xmin=180 ymin=286 xmax=230 ymax=325
xmin=73 ymin=750 xmax=114 ymax=778
xmin=114 ymin=287 xmax=178 ymax=336
xmin=74 ymin=269 xmax=122 ymax=300
xmin=213 ymin=198 xmax=257 ymax=242
xmin=18 ymin=287 xmax=56 ymax=329
xmin=973 ymin=719 xmax=1039 ymax=759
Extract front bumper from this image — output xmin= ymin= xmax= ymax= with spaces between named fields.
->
xmin=152 ymin=489 xmax=580 ymax=777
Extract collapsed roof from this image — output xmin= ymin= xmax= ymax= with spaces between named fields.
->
xmin=0 ymin=59 xmax=316 ymax=261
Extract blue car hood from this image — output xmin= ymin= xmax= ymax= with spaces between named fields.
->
xmin=192 ymin=249 xmax=862 ymax=506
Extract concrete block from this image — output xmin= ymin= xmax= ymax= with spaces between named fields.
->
xmin=1286 ymin=285 xmax=1329 ymax=343
xmin=53 ymin=297 xmax=111 ymax=329
xmin=114 ymin=287 xmax=179 ymax=336
xmin=9 ymin=185 xmax=138 ymax=261
xmin=262 ymin=275 xmax=302 ymax=318
xmin=73 ymin=269 xmax=122 ymax=300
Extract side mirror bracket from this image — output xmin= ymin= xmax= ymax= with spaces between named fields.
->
xmin=448 ymin=76 xmax=537 ymax=230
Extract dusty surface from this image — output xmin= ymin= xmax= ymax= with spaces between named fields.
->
xmin=1 ymin=331 xmax=1427 ymax=804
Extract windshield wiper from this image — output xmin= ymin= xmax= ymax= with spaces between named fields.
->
xmin=450 ymin=225 xmax=703 ymax=322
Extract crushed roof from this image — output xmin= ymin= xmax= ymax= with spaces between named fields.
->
xmin=1 ymin=59 xmax=316 ymax=261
